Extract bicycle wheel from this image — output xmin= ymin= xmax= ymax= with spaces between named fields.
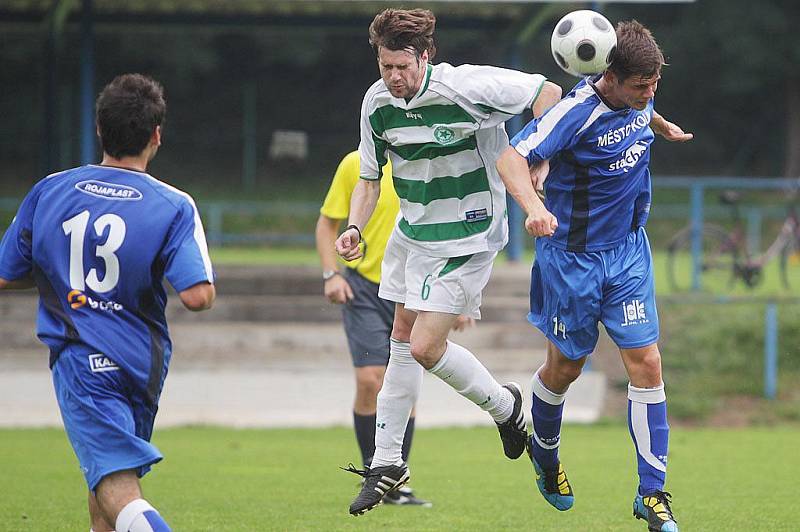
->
xmin=666 ymin=225 xmax=740 ymax=292
xmin=779 ymin=234 xmax=800 ymax=291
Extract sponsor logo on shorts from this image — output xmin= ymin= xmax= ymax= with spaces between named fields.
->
xmin=67 ymin=290 xmax=124 ymax=312
xmin=89 ymin=353 xmax=119 ymax=373
xmin=621 ymin=299 xmax=649 ymax=327
xmin=75 ymin=180 xmax=143 ymax=201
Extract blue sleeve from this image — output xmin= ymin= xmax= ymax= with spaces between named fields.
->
xmin=161 ymin=197 xmax=214 ymax=293
xmin=0 ymin=187 xmax=39 ymax=280
xmin=510 ymin=101 xmax=588 ymax=164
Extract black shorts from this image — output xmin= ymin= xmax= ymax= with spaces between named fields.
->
xmin=342 ymin=268 xmax=395 ymax=367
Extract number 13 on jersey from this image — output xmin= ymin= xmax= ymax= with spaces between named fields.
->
xmin=62 ymin=210 xmax=127 ymax=293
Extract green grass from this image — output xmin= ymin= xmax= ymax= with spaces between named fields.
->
xmin=1 ymin=425 xmax=798 ymax=531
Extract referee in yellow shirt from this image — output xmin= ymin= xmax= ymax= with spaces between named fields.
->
xmin=316 ymin=151 xmax=437 ymax=506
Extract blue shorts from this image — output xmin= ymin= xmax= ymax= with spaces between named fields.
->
xmin=529 ymin=227 xmax=659 ymax=359
xmin=52 ymin=344 xmax=163 ymax=491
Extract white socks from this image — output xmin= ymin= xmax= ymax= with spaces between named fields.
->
xmin=370 ymin=339 xmax=423 ymax=468
xmin=429 ymin=340 xmax=513 ymax=423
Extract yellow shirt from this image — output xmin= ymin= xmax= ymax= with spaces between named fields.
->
xmin=320 ymin=151 xmax=397 ymax=284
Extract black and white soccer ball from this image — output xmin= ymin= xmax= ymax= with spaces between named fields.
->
xmin=550 ymin=10 xmax=617 ymax=77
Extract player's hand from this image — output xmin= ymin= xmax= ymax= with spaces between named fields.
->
xmin=451 ymin=315 xmax=475 ymax=332
xmin=658 ymin=120 xmax=693 ymax=142
xmin=529 ymin=159 xmax=550 ymax=199
xmin=324 ymin=274 xmax=353 ymax=304
xmin=524 ymin=203 xmax=558 ymax=237
xmin=335 ymin=228 xmax=362 ymax=261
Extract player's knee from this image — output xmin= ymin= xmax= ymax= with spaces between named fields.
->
xmin=628 ymin=348 xmax=663 ymax=386
xmin=356 ymin=371 xmax=384 ymax=399
xmin=541 ymin=358 xmax=583 ymax=388
xmin=409 ymin=338 xmax=440 ymax=368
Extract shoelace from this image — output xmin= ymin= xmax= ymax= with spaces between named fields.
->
xmin=542 ymin=468 xmax=560 ymax=493
xmin=650 ymin=491 xmax=677 ymax=522
xmin=341 ymin=463 xmax=381 ymax=480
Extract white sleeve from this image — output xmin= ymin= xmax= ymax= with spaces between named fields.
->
xmin=452 ymin=64 xmax=546 ymax=127
xmin=357 ymin=87 xmax=387 ymax=181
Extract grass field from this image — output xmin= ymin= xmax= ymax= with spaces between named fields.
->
xmin=2 ymin=425 xmax=798 ymax=531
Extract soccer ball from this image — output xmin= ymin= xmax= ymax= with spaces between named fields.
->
xmin=550 ymin=10 xmax=617 ymax=77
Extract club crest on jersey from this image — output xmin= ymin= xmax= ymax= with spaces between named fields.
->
xmin=75 ymin=180 xmax=143 ymax=201
xmin=89 ymin=353 xmax=119 ymax=373
xmin=433 ymin=125 xmax=457 ymax=145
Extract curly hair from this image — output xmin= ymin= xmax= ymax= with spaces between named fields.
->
xmin=96 ymin=73 xmax=166 ymax=159
xmin=608 ymin=20 xmax=665 ymax=81
xmin=368 ymin=8 xmax=437 ymax=61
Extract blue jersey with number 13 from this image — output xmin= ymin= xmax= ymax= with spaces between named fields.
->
xmin=0 ymin=165 xmax=214 ymax=402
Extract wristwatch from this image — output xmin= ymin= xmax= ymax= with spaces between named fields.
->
xmin=322 ymin=269 xmax=339 ymax=281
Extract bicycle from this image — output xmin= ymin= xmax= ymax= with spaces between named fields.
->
xmin=666 ymin=186 xmax=800 ymax=291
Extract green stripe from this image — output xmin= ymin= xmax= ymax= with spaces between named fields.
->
xmin=418 ymin=64 xmax=433 ymax=98
xmin=369 ymin=104 xmax=476 ymax=137
xmin=393 ymin=167 xmax=489 ymax=206
xmin=398 ymin=216 xmax=492 ymax=242
xmin=373 ymin=134 xmax=388 ymax=178
xmin=530 ymin=81 xmax=544 ymax=112
xmin=440 ymin=254 xmax=474 ymax=277
xmin=390 ymin=136 xmax=477 ymax=162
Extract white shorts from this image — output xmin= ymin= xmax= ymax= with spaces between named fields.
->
xmin=378 ymin=236 xmax=497 ymax=320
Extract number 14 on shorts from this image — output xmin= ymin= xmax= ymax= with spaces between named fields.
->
xmin=552 ymin=316 xmax=567 ymax=339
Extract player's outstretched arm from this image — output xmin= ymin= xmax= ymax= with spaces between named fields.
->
xmin=179 ymin=282 xmax=215 ymax=311
xmin=650 ymin=111 xmax=693 ymax=142
xmin=496 ymin=147 xmax=558 ymax=237
xmin=335 ymin=179 xmax=380 ymax=261
xmin=531 ymin=81 xmax=562 ymax=118
xmin=0 ymin=275 xmax=35 ymax=290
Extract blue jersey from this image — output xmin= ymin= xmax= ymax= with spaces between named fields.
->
xmin=511 ymin=76 xmax=654 ymax=252
xmin=0 ymin=165 xmax=214 ymax=404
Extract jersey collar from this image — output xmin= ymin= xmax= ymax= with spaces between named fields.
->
xmin=407 ymin=63 xmax=433 ymax=103
xmin=587 ymin=75 xmax=631 ymax=113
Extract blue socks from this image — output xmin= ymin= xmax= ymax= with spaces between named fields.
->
xmin=115 ymin=499 xmax=170 ymax=532
xmin=530 ymin=370 xmax=566 ymax=471
xmin=627 ymin=383 xmax=669 ymax=495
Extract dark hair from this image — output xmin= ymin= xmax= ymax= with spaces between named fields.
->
xmin=608 ymin=20 xmax=665 ymax=81
xmin=96 ymin=73 xmax=166 ymax=159
xmin=369 ymin=8 xmax=437 ymax=60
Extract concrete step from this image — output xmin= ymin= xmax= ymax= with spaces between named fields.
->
xmin=0 ymin=366 xmax=607 ymax=428
xmin=0 ymin=292 xmax=532 ymax=324
xmin=0 ymin=321 xmax=549 ymax=369
xmin=212 ymin=262 xmax=534 ymax=297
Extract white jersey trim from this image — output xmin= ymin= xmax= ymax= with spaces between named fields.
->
xmin=514 ymin=84 xmax=596 ymax=158
xmin=142 ymin=174 xmax=215 ymax=283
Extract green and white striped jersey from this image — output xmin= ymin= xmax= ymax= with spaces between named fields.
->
xmin=359 ymin=62 xmax=546 ymax=257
